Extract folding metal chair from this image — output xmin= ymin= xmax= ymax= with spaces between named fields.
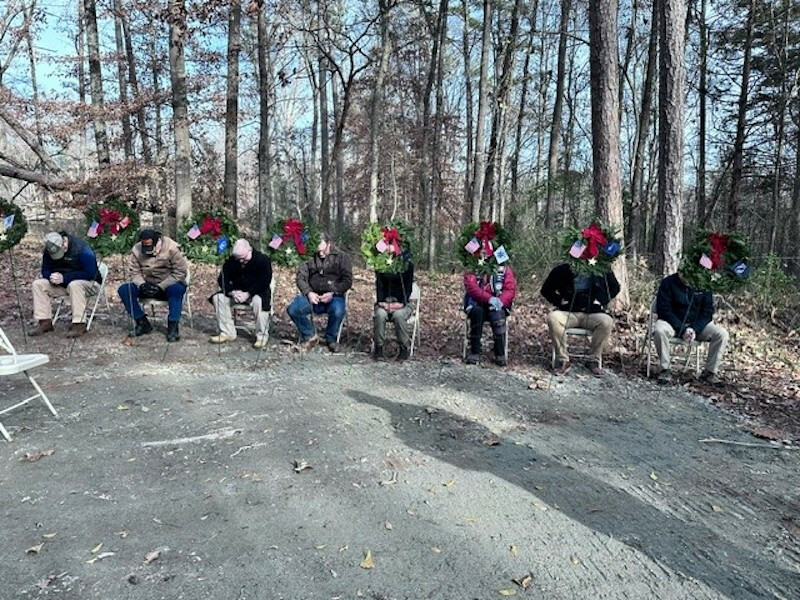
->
xmin=550 ymin=328 xmax=602 ymax=369
xmin=140 ymin=267 xmax=194 ymax=329
xmin=0 ymin=327 xmax=57 ymax=442
xmin=370 ymin=282 xmax=422 ymax=357
xmin=643 ymin=298 xmax=702 ymax=377
xmin=232 ymin=277 xmax=277 ymax=343
xmin=53 ymin=262 xmax=115 ymax=331
xmin=312 ymin=289 xmax=350 ymax=344
xmin=462 ymin=312 xmax=511 ymax=359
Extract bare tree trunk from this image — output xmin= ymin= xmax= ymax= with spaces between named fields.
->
xmin=368 ymin=0 xmax=394 ymax=223
xmin=317 ymin=1 xmax=331 ymax=229
xmin=630 ymin=0 xmax=658 ymax=261
xmin=120 ymin=3 xmax=152 ymax=164
xmin=113 ymin=2 xmax=133 ymax=160
xmin=589 ymin=0 xmax=629 ymax=309
xmin=428 ymin=0 xmax=447 ymax=268
xmin=790 ymin=116 xmax=800 ymax=274
xmin=332 ymin=78 xmax=344 ymax=233
xmin=76 ymin=0 xmax=87 ymax=179
xmin=22 ymin=1 xmax=43 ymax=148
xmin=470 ymin=0 xmax=492 ymax=221
xmin=257 ymin=0 xmax=272 ymax=238
xmin=728 ymin=0 xmax=755 ymax=231
xmin=654 ymin=0 xmax=687 ymax=276
xmin=224 ymin=0 xmax=241 ymax=217
xmin=697 ymin=0 xmax=707 ymax=222
xmin=545 ymin=0 xmax=571 ymax=228
xmin=84 ymin=0 xmax=110 ymax=165
xmin=168 ymin=0 xmax=191 ymax=230
xmin=618 ymin=0 xmax=637 ymax=125
xmin=461 ymin=0 xmax=474 ymax=215
xmin=149 ymin=25 xmax=164 ymax=159
xmin=510 ymin=10 xmax=536 ymax=218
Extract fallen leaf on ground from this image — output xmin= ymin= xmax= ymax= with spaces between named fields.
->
xmin=498 ymin=589 xmax=517 ymax=596
xmin=649 ymin=471 xmax=659 ymax=481
xmin=570 ymin=554 xmax=581 ymax=565
xmin=314 ymin=544 xmax=327 ymax=550
xmin=116 ymin=530 xmax=129 ymax=539
xmin=384 ymin=521 xmax=393 ymax=530
xmin=22 ymin=447 xmax=55 ymax=462
xmin=443 ymin=479 xmax=456 ymax=488
xmin=26 ymin=543 xmax=44 ymax=554
xmin=359 ymin=550 xmax=375 ymax=569
xmin=512 ymin=573 xmax=532 ymax=589
xmin=482 ymin=436 xmax=501 ymax=446
xmin=91 ymin=543 xmax=103 ymax=554
xmin=710 ymin=504 xmax=724 ymax=512
xmin=509 ymin=545 xmax=518 ymax=557
xmin=85 ymin=551 xmax=115 ymax=564
xmin=379 ymin=472 xmax=398 ymax=486
xmin=143 ymin=549 xmax=160 ymax=564
xmin=116 ymin=404 xmax=129 ymax=411
xmin=430 ymin=546 xmax=441 ymax=553
xmin=42 ymin=533 xmax=57 ymax=539
xmin=293 ymin=459 xmax=312 ymax=473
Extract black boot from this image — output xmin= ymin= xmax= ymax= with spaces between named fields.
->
xmin=166 ymin=320 xmax=180 ymax=342
xmin=133 ymin=315 xmax=153 ymax=336
xmin=493 ymin=334 xmax=507 ymax=366
xmin=397 ymin=345 xmax=410 ymax=361
xmin=372 ymin=344 xmax=384 ymax=360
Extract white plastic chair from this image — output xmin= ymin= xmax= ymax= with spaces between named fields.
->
xmin=550 ymin=328 xmax=602 ymax=369
xmin=53 ymin=262 xmax=115 ymax=331
xmin=141 ymin=267 xmax=194 ymax=328
xmin=462 ymin=311 xmax=511 ymax=359
xmin=644 ymin=298 xmax=702 ymax=377
xmin=0 ymin=327 xmax=57 ymax=442
xmin=232 ymin=277 xmax=277 ymax=342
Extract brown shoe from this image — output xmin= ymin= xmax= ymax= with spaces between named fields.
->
xmin=302 ymin=334 xmax=319 ymax=351
xmin=30 ymin=319 xmax=54 ymax=336
xmin=554 ymin=360 xmax=571 ymax=375
xmin=586 ymin=359 xmax=603 ymax=377
xmin=65 ymin=322 xmax=87 ymax=338
xmin=327 ymin=341 xmax=341 ymax=353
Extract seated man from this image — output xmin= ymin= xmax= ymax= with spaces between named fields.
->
xmin=372 ymin=260 xmax=414 ymax=361
xmin=30 ymin=231 xmax=102 ymax=338
xmin=118 ymin=229 xmax=189 ymax=342
xmin=209 ymin=239 xmax=273 ymax=349
xmin=653 ymin=271 xmax=729 ymax=386
xmin=287 ymin=232 xmax=352 ymax=352
xmin=463 ymin=263 xmax=517 ymax=366
xmin=541 ymin=262 xmax=619 ymax=376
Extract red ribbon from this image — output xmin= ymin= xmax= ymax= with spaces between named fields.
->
xmin=381 ymin=227 xmax=403 ymax=256
xmin=282 ymin=218 xmax=306 ymax=255
xmin=580 ymin=223 xmax=608 ymax=259
xmin=199 ymin=215 xmax=223 ymax=239
xmin=96 ymin=208 xmax=122 ymax=235
xmin=707 ymin=232 xmax=729 ymax=269
xmin=475 ymin=221 xmax=497 ymax=255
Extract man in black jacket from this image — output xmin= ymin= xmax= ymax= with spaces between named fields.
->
xmin=653 ymin=271 xmax=728 ymax=385
xmin=541 ymin=263 xmax=620 ymax=376
xmin=209 ymin=239 xmax=272 ymax=349
xmin=372 ymin=262 xmax=414 ymax=361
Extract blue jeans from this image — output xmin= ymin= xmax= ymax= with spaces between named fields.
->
xmin=287 ymin=294 xmax=346 ymax=343
xmin=118 ymin=282 xmax=187 ymax=323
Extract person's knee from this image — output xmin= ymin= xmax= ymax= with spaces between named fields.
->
xmin=287 ymin=295 xmax=306 ymax=317
xmin=330 ymin=303 xmax=345 ymax=320
xmin=118 ymin=282 xmax=135 ymax=296
xmin=596 ymin=316 xmax=614 ymax=333
xmin=546 ymin=311 xmax=562 ymax=329
xmin=716 ymin=327 xmax=729 ymax=343
xmin=32 ymin=278 xmax=49 ymax=290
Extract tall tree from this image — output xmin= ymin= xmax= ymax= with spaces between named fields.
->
xmin=168 ymin=0 xmax=191 ymax=229
xmin=224 ymin=0 xmax=242 ymax=217
xmin=119 ymin=0 xmax=151 ymax=164
xmin=654 ymin=0 xmax=687 ymax=276
xmin=257 ymin=0 xmax=273 ymax=237
xmin=84 ymin=0 xmax=110 ymax=165
xmin=112 ymin=0 xmax=133 ymax=160
xmin=470 ymin=0 xmax=491 ymax=221
xmin=588 ymin=0 xmax=629 ymax=307
xmin=697 ymin=0 xmax=708 ymax=222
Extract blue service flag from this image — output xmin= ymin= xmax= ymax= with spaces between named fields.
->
xmin=216 ymin=235 xmax=229 ymax=255
xmin=601 ymin=240 xmax=620 ymax=257
xmin=729 ymin=260 xmax=750 ymax=279
xmin=3 ymin=213 xmax=14 ymax=228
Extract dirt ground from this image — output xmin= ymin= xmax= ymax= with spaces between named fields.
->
xmin=1 ymin=310 xmax=798 ymax=599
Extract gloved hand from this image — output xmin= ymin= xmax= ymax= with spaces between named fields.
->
xmin=138 ymin=282 xmax=162 ymax=299
xmin=489 ymin=297 xmax=503 ymax=311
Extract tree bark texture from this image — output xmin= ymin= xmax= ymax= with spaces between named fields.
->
xmin=168 ymin=0 xmax=192 ymax=230
xmin=84 ymin=0 xmax=110 ymax=165
xmin=113 ymin=2 xmax=133 ymax=160
xmin=470 ymin=0 xmax=492 ymax=222
xmin=257 ymin=0 xmax=273 ymax=238
xmin=368 ymin=0 xmax=394 ymax=223
xmin=224 ymin=0 xmax=242 ymax=217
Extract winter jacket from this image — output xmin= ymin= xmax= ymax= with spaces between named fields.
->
xmin=464 ymin=265 xmax=517 ymax=309
xmin=128 ymin=236 xmax=189 ymax=289
xmin=296 ymin=250 xmax=353 ymax=296
xmin=656 ymin=273 xmax=714 ymax=336
xmin=41 ymin=233 xmax=100 ymax=286
xmin=217 ymin=250 xmax=273 ymax=310
xmin=375 ymin=264 xmax=414 ymax=305
xmin=540 ymin=263 xmax=619 ymax=314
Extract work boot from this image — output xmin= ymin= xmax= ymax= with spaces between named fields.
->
xmin=209 ymin=333 xmax=236 ymax=344
xmin=65 ymin=322 xmax=87 ymax=338
xmin=493 ymin=334 xmax=506 ymax=366
xmin=166 ymin=320 xmax=180 ymax=342
xmin=29 ymin=319 xmax=54 ymax=336
xmin=372 ymin=344 xmax=384 ymax=360
xmin=133 ymin=315 xmax=153 ymax=336
xmin=397 ymin=345 xmax=410 ymax=361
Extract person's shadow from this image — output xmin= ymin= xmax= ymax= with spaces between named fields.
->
xmin=348 ymin=390 xmax=797 ymax=600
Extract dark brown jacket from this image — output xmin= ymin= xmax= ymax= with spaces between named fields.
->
xmin=296 ymin=250 xmax=352 ymax=296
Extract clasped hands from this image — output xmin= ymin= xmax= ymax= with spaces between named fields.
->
xmin=230 ymin=290 xmax=251 ymax=304
xmin=308 ymin=291 xmax=334 ymax=305
xmin=49 ymin=272 xmax=64 ymax=285
xmin=378 ymin=301 xmax=405 ymax=312
xmin=682 ymin=327 xmax=696 ymax=344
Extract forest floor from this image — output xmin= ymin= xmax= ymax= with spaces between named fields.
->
xmin=1 ymin=241 xmax=799 ymax=599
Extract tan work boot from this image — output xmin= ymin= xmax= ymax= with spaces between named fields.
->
xmin=65 ymin=322 xmax=87 ymax=338
xmin=209 ymin=333 xmax=236 ymax=344
xmin=252 ymin=337 xmax=268 ymax=350
xmin=30 ymin=319 xmax=54 ymax=336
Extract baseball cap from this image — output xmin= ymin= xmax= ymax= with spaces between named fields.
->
xmin=139 ymin=229 xmax=161 ymax=256
xmin=44 ymin=232 xmax=65 ymax=260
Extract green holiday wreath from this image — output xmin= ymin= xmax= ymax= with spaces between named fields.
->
xmin=679 ymin=229 xmax=750 ymax=293
xmin=360 ymin=221 xmax=414 ymax=274
xmin=457 ymin=221 xmax=513 ymax=276
xmin=0 ymin=198 xmax=28 ymax=254
xmin=560 ymin=221 xmax=622 ymax=276
xmin=178 ymin=208 xmax=239 ymax=265
xmin=84 ymin=199 xmax=140 ymax=257
xmin=264 ymin=217 xmax=320 ymax=267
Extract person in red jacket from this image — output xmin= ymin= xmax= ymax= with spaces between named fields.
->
xmin=463 ymin=264 xmax=517 ymax=366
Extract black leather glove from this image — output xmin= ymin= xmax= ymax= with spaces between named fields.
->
xmin=138 ymin=282 xmax=162 ymax=299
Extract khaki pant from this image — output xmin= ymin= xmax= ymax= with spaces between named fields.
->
xmin=32 ymin=278 xmax=99 ymax=324
xmin=653 ymin=320 xmax=729 ymax=374
xmin=374 ymin=305 xmax=413 ymax=348
xmin=547 ymin=310 xmax=614 ymax=362
xmin=212 ymin=293 xmax=269 ymax=340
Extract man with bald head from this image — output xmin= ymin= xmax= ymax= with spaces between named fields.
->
xmin=209 ymin=239 xmax=273 ymax=349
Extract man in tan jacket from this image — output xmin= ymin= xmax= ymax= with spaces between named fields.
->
xmin=118 ymin=229 xmax=189 ymax=342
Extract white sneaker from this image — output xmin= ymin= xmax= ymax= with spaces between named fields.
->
xmin=209 ymin=334 xmax=236 ymax=344
xmin=253 ymin=337 xmax=268 ymax=349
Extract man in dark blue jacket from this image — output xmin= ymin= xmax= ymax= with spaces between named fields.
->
xmin=654 ymin=271 xmax=729 ymax=385
xmin=31 ymin=231 xmax=101 ymax=338
xmin=209 ymin=239 xmax=273 ymax=349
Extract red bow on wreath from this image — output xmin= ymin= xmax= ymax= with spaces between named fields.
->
xmin=199 ymin=215 xmax=223 ymax=239
xmin=381 ymin=227 xmax=403 ymax=256
xmin=580 ymin=223 xmax=608 ymax=259
xmin=97 ymin=208 xmax=122 ymax=235
xmin=475 ymin=221 xmax=497 ymax=255
xmin=707 ymin=232 xmax=729 ymax=269
xmin=282 ymin=218 xmax=306 ymax=255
